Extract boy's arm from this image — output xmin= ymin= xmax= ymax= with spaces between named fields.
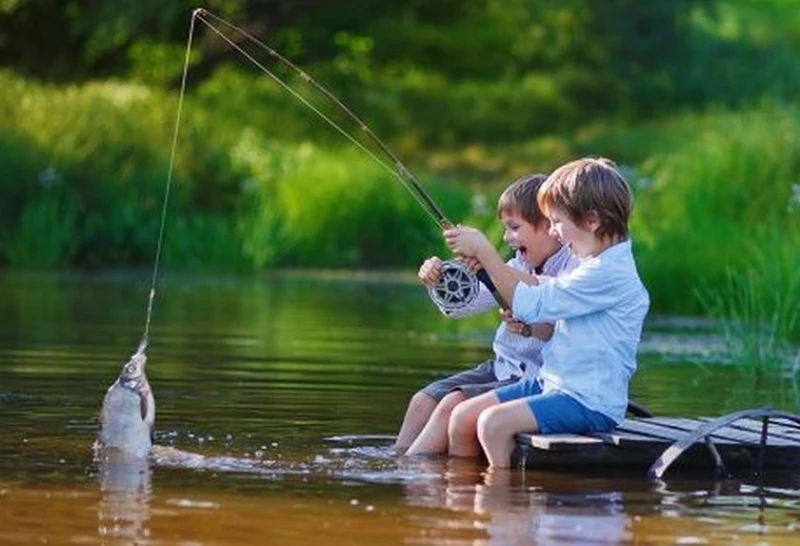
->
xmin=509 ymin=268 xmax=538 ymax=286
xmin=499 ymin=261 xmax=552 ymax=339
xmin=526 ymin=323 xmax=555 ymax=340
xmin=418 ymin=256 xmax=444 ymax=287
xmin=478 ymin=250 xmax=534 ymax=303
xmin=500 ymin=310 xmax=554 ymax=340
xmin=444 ymin=226 xmax=536 ymax=305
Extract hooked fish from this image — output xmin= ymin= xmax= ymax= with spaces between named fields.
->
xmin=96 ymin=344 xmax=155 ymax=458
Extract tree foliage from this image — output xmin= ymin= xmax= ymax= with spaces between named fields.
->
xmin=4 ymin=0 xmax=798 ymax=142
xmin=1 ymin=1 xmax=711 ymax=88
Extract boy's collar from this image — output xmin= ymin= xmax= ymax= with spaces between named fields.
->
xmin=582 ymin=238 xmax=631 ymax=260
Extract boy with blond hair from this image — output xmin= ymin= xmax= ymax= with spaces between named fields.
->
xmin=395 ymin=173 xmax=577 ymax=455
xmin=445 ymin=157 xmax=650 ymax=468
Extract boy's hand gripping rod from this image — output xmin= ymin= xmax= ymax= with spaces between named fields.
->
xmin=192 ymin=9 xmax=508 ymax=312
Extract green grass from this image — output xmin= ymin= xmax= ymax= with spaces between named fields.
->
xmin=231 ymin=137 xmax=471 ymax=268
xmin=630 ymin=102 xmax=800 ymax=314
xmin=698 ymin=240 xmax=800 ymax=377
xmin=1 ymin=0 xmax=800 ymax=362
xmin=0 ymin=70 xmax=474 ymax=271
xmin=2 ymin=194 xmax=80 ymax=269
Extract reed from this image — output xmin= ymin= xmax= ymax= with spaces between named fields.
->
xmin=698 ymin=248 xmax=800 ymax=377
xmin=232 ymin=137 xmax=470 ymax=268
xmin=2 ymin=195 xmax=80 ymax=269
xmin=0 ymin=70 xmax=476 ymax=270
xmin=162 ymin=213 xmax=248 ymax=271
xmin=631 ymin=102 xmax=800 ymax=321
xmin=0 ymin=72 xmax=798 ymax=365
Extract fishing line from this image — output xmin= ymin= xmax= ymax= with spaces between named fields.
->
xmin=193 ymin=9 xmax=446 ymax=229
xmin=145 ymin=9 xmax=506 ymax=314
xmin=137 ymin=12 xmax=198 ymax=354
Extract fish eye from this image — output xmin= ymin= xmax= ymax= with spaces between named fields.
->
xmin=125 ymin=363 xmax=137 ymax=374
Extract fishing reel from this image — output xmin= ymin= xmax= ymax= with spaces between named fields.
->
xmin=427 ymin=259 xmax=481 ymax=312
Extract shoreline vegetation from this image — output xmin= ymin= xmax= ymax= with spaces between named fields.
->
xmin=0 ymin=0 xmax=798 ymax=367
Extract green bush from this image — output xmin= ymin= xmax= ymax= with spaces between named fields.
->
xmin=631 ymin=102 xmax=800 ymax=328
xmin=698 ymin=231 xmax=800 ymax=375
xmin=2 ymin=193 xmax=80 ymax=269
xmin=232 ymin=136 xmax=471 ymax=268
xmin=162 ymin=213 xmax=248 ymax=271
xmin=1 ymin=69 xmax=800 ymax=358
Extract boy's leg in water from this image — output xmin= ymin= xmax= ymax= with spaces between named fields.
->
xmin=405 ymin=390 xmax=466 ymax=455
xmin=395 ymin=360 xmax=498 ymax=452
xmin=394 ymin=391 xmax=438 ymax=452
xmin=477 ymin=399 xmax=538 ymax=468
xmin=448 ymin=391 xmax=502 ymax=458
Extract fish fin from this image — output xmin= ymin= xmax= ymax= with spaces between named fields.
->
xmin=139 ymin=390 xmax=149 ymax=421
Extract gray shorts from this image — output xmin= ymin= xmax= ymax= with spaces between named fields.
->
xmin=421 ymin=359 xmax=519 ymax=402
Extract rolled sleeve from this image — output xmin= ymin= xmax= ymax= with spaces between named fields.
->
xmin=512 ymin=282 xmax=544 ymax=323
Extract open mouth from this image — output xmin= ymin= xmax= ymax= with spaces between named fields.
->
xmin=515 ymin=245 xmax=533 ymax=266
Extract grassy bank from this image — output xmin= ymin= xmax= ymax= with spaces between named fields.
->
xmin=628 ymin=104 xmax=800 ymax=368
xmin=0 ymin=71 xmax=798 ymax=360
xmin=0 ymin=70 xmax=474 ymax=271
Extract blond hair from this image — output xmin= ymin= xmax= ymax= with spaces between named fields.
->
xmin=537 ymin=157 xmax=632 ymax=240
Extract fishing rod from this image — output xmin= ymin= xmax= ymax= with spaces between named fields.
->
xmin=189 ymin=8 xmax=507 ymax=311
xmin=135 ymin=11 xmax=198 ymax=355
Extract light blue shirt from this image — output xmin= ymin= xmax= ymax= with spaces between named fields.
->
xmin=441 ymin=245 xmax=577 ymax=381
xmin=511 ymin=240 xmax=650 ymax=423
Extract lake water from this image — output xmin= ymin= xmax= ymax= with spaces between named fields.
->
xmin=1 ymin=271 xmax=799 ymax=545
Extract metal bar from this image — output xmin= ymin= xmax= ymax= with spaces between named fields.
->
xmin=756 ymin=416 xmax=769 ymax=477
xmin=647 ymin=407 xmax=800 ymax=480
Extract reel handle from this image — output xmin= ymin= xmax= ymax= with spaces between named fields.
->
xmin=438 ymin=220 xmax=509 ymax=311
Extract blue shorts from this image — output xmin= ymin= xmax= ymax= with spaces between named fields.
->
xmin=495 ymin=379 xmax=616 ymax=435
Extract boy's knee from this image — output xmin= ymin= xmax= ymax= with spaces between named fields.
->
xmin=409 ymin=391 xmax=435 ymax=413
xmin=476 ymin=406 xmax=504 ymax=445
xmin=449 ymin=400 xmax=468 ymax=427
xmin=448 ymin=401 xmax=475 ymax=440
xmin=447 ymin=405 xmax=469 ymax=438
xmin=438 ymin=390 xmax=466 ymax=414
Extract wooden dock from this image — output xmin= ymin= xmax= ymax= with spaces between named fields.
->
xmin=513 ymin=407 xmax=800 ymax=479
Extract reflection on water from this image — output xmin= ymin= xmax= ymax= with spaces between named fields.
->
xmin=1 ymin=271 xmax=800 ymax=545
xmin=96 ymin=452 xmax=152 ymax=543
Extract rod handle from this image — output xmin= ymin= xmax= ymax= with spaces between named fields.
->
xmin=476 ymin=268 xmax=509 ymax=310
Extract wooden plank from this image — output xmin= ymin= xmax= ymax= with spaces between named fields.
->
xmin=616 ymin=418 xmax=738 ymax=445
xmin=517 ymin=416 xmax=800 ymax=448
xmin=656 ymin=417 xmax=798 ymax=447
xmin=513 ymin=412 xmax=800 ymax=473
xmin=690 ymin=417 xmax=800 ymax=447
xmin=633 ymin=416 xmax=778 ymax=445
xmin=663 ymin=415 xmax=800 ymax=438
xmin=591 ymin=429 xmax=673 ymax=447
xmin=647 ymin=417 xmax=710 ymax=433
xmin=722 ymin=417 xmax=800 ymax=441
xmin=516 ymin=433 xmax=602 ymax=450
xmin=769 ymin=417 xmax=800 ymax=432
xmin=517 ymin=426 xmax=676 ymax=451
xmin=517 ymin=417 xmax=745 ymax=452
